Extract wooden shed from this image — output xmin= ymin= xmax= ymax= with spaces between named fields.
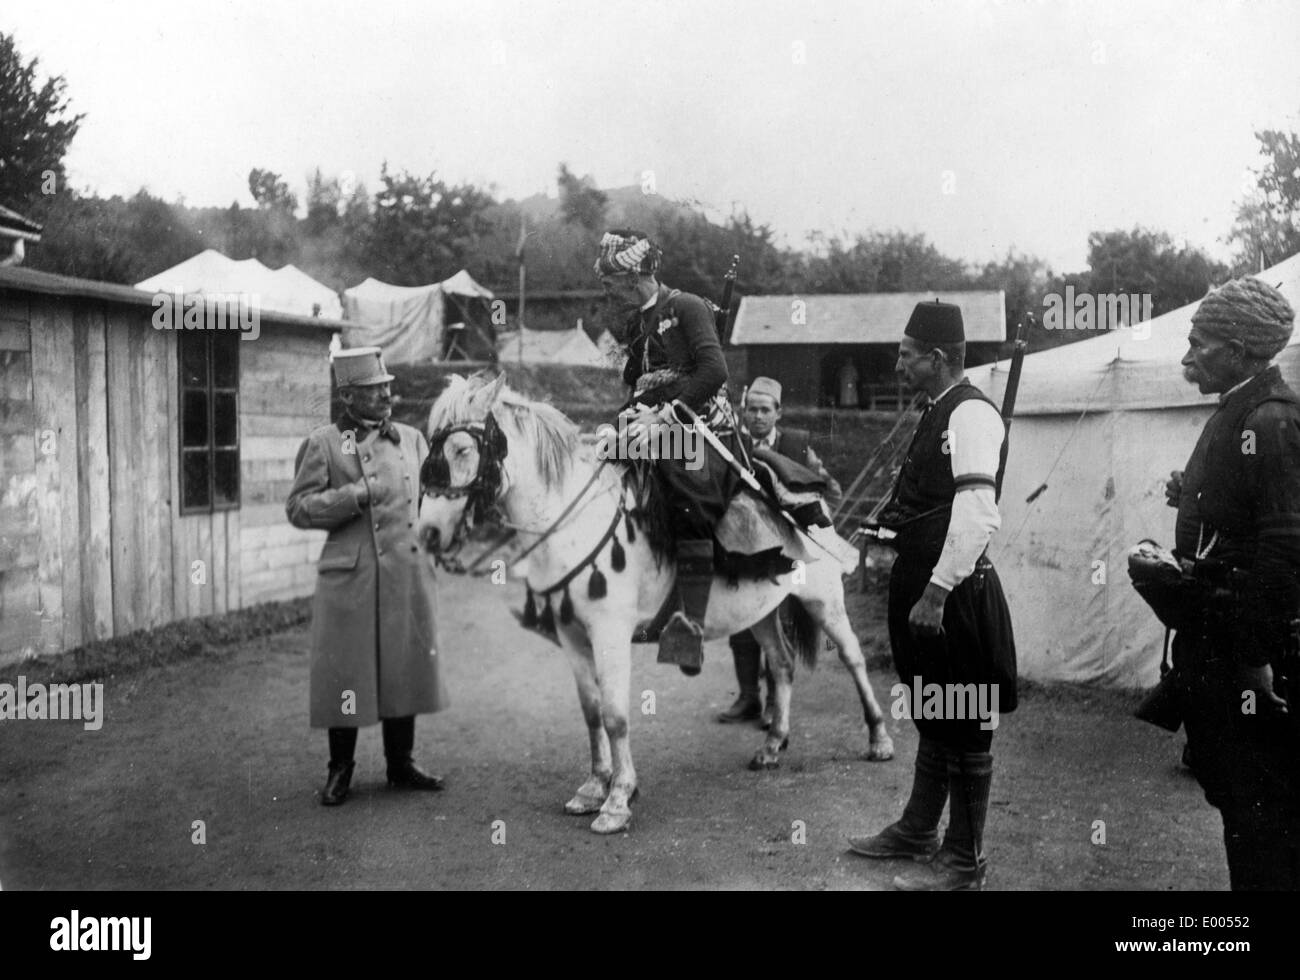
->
xmin=728 ymin=290 xmax=1007 ymax=409
xmin=0 ymin=265 xmax=339 ymax=666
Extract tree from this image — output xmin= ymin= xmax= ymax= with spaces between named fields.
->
xmin=303 ymin=167 xmax=341 ymax=237
xmin=795 ymin=230 xmax=970 ymax=294
xmin=30 ymin=189 xmax=203 ymax=284
xmin=1084 ymin=227 xmax=1226 ymax=316
xmin=1227 ymin=125 xmax=1300 ymax=271
xmin=0 ymin=31 xmax=84 ymax=213
xmin=557 ymin=163 xmax=607 ymax=231
xmin=363 ymin=163 xmax=496 ymax=284
xmin=247 ymin=168 xmax=297 ymax=213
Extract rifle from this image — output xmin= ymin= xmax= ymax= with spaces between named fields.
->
xmin=716 ymin=254 xmax=740 ymax=345
xmin=852 ymin=309 xmax=1033 ymax=545
xmin=996 ymin=311 xmax=1032 ymax=499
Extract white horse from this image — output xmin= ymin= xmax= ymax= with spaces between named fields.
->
xmin=418 ymin=372 xmax=893 ymax=834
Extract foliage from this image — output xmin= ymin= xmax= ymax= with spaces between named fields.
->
xmin=0 ymin=31 xmax=83 ymax=213
xmin=1227 ymin=125 xmax=1300 ymax=272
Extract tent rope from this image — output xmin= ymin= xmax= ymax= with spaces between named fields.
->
xmin=1000 ymin=357 xmax=1118 ymax=553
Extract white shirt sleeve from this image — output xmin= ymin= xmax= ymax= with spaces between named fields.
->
xmin=929 ymin=398 xmax=1005 ymax=591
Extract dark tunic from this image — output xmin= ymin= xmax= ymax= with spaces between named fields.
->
xmin=621 ymin=284 xmax=741 ymax=537
xmin=881 ymin=381 xmax=1018 ymax=748
xmin=1170 ymin=365 xmax=1300 ymax=887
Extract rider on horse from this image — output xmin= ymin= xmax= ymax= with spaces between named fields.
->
xmin=595 ymin=229 xmax=744 ymax=674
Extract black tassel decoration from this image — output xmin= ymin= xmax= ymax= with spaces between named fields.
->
xmin=610 ymin=536 xmax=626 ymax=573
xmin=560 ymin=586 xmax=574 ymax=624
xmin=522 ymin=589 xmax=538 ymax=627
xmin=539 ymin=598 xmax=556 ymax=635
xmin=624 ymin=512 xmax=636 ymax=543
xmin=588 ymin=564 xmax=607 ymax=599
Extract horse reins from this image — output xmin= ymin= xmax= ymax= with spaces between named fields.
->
xmin=424 ymin=416 xmax=626 ymax=583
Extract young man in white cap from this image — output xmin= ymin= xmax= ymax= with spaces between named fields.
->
xmin=286 ymin=346 xmax=448 ymax=806
xmin=720 ymin=375 xmax=842 ymax=724
xmin=1163 ymin=276 xmax=1300 ymax=890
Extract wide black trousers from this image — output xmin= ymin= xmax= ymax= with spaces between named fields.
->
xmin=1174 ymin=629 xmax=1300 ymax=890
xmin=888 ymin=552 xmax=1018 ymax=752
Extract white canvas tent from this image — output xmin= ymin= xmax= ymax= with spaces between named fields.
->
xmin=965 ymin=252 xmax=1300 ymax=688
xmin=497 ymin=324 xmax=609 ymax=366
xmin=136 ymin=249 xmax=343 ymax=319
xmin=341 ymin=272 xmax=495 ymax=363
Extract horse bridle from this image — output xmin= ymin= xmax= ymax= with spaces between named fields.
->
xmin=421 ymin=414 xmax=509 ymax=522
xmin=421 ymin=412 xmax=617 ymax=578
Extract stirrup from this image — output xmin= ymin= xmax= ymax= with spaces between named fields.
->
xmin=657 ymin=611 xmax=704 ymax=672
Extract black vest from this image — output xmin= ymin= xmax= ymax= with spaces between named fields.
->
xmin=879 ymin=380 xmax=1003 ymax=561
xmin=1176 ymin=366 xmax=1300 ymax=569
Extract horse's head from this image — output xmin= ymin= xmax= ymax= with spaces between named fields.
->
xmin=418 ymin=372 xmax=509 ymax=567
xmin=418 ymin=371 xmax=579 ymax=571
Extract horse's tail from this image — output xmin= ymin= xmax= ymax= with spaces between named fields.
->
xmin=786 ymin=597 xmax=821 ymax=670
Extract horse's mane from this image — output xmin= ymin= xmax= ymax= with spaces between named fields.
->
xmin=428 ymin=373 xmax=580 ymax=490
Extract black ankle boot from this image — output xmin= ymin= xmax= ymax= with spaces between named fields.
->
xmin=321 ymin=761 xmax=355 ymax=806
xmin=383 ymin=716 xmax=445 ymax=791
xmin=321 ymin=727 xmax=358 ymax=806
xmin=386 ymin=757 xmax=445 ymax=791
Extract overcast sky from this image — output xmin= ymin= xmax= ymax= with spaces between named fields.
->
xmin=6 ymin=0 xmax=1298 ymax=272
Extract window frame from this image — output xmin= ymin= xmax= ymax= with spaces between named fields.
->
xmin=178 ymin=330 xmax=241 ymax=515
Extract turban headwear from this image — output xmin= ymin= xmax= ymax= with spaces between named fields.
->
xmin=594 ymin=230 xmax=661 ymax=276
xmin=1191 ymin=276 xmax=1295 ymax=361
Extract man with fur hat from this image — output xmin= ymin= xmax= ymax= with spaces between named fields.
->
xmin=1163 ymin=275 xmax=1300 ymax=889
xmin=846 ymin=301 xmax=1017 ymax=891
xmin=719 ymin=375 xmax=842 ymax=724
xmin=595 ymin=229 xmax=743 ymax=675
xmin=286 ymin=347 xmax=448 ymax=806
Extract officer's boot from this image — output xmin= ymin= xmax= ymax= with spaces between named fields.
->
xmin=718 ymin=632 xmax=763 ymax=723
xmin=321 ymin=727 xmax=358 ymax=806
xmin=658 ymin=539 xmax=714 ymax=676
xmin=382 ymin=715 xmax=445 ymax=791
xmin=848 ymin=737 xmax=946 ymax=859
xmin=893 ymin=751 xmax=992 ymax=891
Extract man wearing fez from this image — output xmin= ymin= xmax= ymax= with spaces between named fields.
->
xmin=719 ymin=376 xmax=843 ymax=724
xmin=596 ymin=229 xmax=742 ymax=674
xmin=286 ymin=347 xmax=448 ymax=806
xmin=1165 ymin=277 xmax=1300 ymax=889
xmin=847 ymin=301 xmax=1017 ymax=891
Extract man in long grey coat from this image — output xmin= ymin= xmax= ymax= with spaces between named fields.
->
xmin=287 ymin=346 xmax=448 ymax=806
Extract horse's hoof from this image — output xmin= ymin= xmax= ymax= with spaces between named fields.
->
xmin=564 ymin=793 xmax=605 ymax=815
xmin=779 ymin=736 xmax=790 ymax=751
xmin=748 ymin=753 xmax=781 ymax=771
xmin=865 ymin=742 xmax=894 ymax=762
xmin=590 ymin=810 xmax=632 ymax=834
xmin=865 ymin=731 xmax=895 ymax=762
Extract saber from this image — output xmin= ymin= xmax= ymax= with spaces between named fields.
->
xmin=668 ymin=400 xmax=844 ymax=563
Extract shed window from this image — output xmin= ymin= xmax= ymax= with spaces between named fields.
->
xmin=179 ymin=331 xmax=239 ymax=513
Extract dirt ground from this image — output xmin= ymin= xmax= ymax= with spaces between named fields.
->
xmin=0 ymin=571 xmax=1228 ymax=891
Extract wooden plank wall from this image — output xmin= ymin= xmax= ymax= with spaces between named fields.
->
xmin=102 ymin=304 xmax=175 ymax=636
xmin=2 ymin=288 xmax=334 ymax=663
xmin=238 ymin=330 xmax=332 ymax=605
xmin=0 ymin=293 xmax=40 ymax=664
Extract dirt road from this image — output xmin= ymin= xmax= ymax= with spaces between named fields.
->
xmin=0 ymin=574 xmax=1226 ymax=890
